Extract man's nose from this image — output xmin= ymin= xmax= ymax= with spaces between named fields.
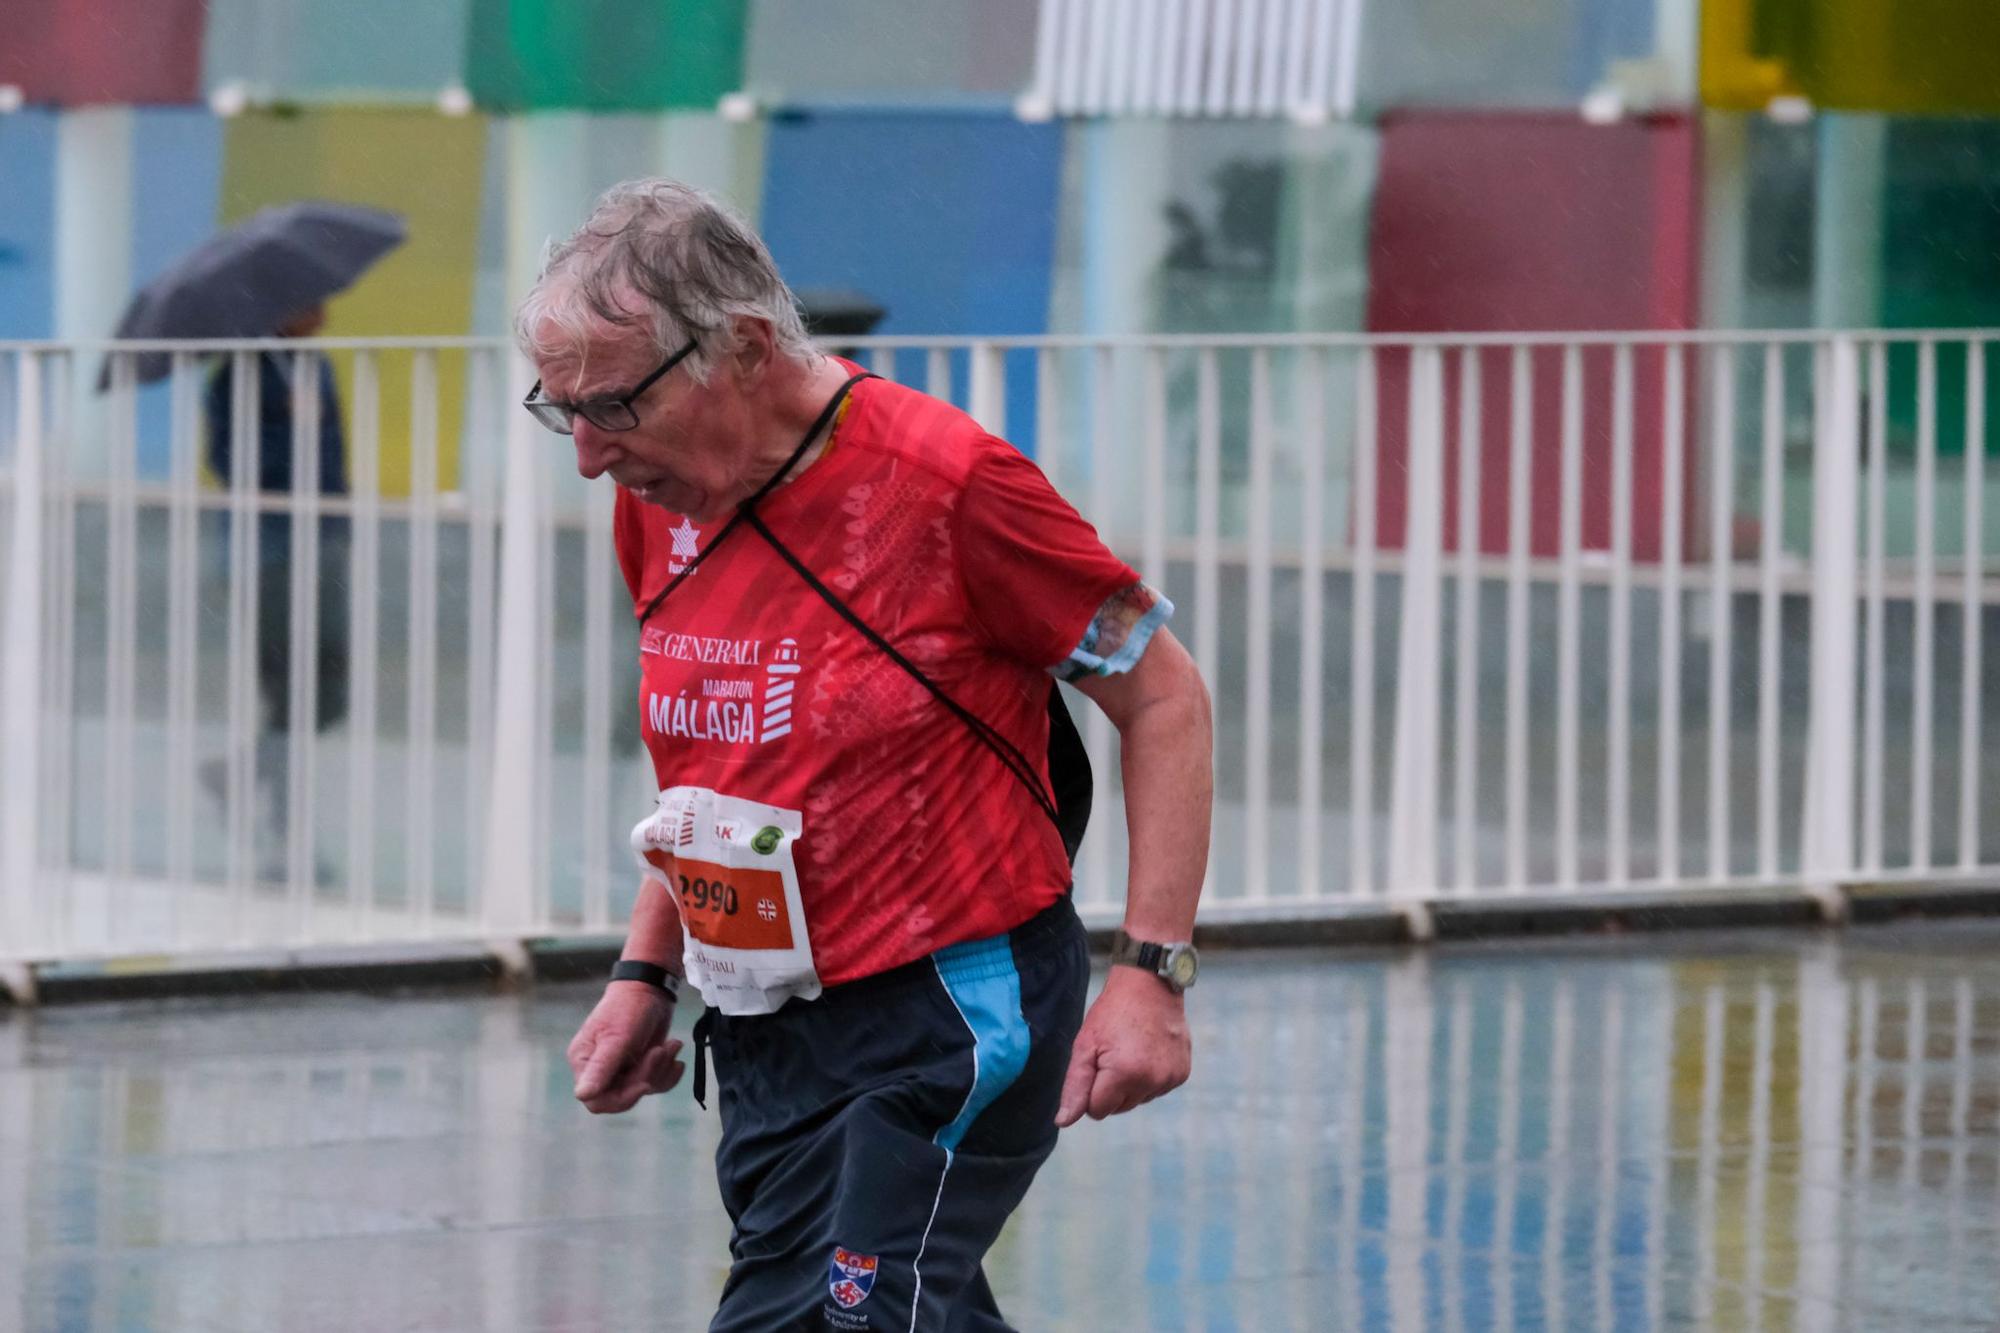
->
xmin=572 ymin=421 xmax=615 ymax=478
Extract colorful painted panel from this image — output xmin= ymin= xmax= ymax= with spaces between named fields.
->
xmin=0 ymin=110 xmax=57 ymax=338
xmin=1361 ymin=0 xmax=1659 ymax=109
xmin=201 ymin=0 xmax=471 ymax=104
xmin=1703 ymin=0 xmax=2000 ymax=114
xmin=0 ymin=0 xmax=205 ymax=106
xmin=758 ymin=110 xmax=1061 ymax=446
xmin=1880 ymin=120 xmax=2000 ymax=460
xmin=1368 ymin=112 xmax=1702 ymax=559
xmin=466 ymin=0 xmax=746 ymax=111
xmin=744 ymin=0 xmax=1039 ymax=107
xmin=127 ymin=109 xmax=225 ymax=477
xmin=220 ymin=110 xmax=487 ymax=494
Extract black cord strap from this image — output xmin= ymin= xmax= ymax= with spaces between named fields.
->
xmin=739 ymin=507 xmax=1061 ymax=831
xmin=632 ymin=368 xmax=1079 ymax=858
xmin=633 ymin=372 xmax=872 ymax=629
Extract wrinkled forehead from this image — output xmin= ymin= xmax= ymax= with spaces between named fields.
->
xmin=523 ymin=290 xmax=660 ymax=398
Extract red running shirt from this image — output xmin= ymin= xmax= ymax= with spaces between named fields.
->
xmin=614 ymin=371 xmax=1143 ymax=986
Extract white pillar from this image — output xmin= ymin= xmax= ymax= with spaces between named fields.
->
xmin=1388 ymin=347 xmax=1444 ymax=911
xmin=2 ymin=352 xmax=45 ymax=998
xmin=1802 ymin=338 xmax=1860 ymax=913
xmin=481 ymin=352 xmax=543 ymax=951
xmin=53 ymin=107 xmax=135 ymax=476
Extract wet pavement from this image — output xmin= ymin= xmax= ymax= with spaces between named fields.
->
xmin=3 ymin=921 xmax=1998 ymax=1331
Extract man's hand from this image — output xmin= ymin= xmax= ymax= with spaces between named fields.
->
xmin=567 ymin=982 xmax=685 ymax=1114
xmin=1055 ymin=965 xmax=1192 ymax=1127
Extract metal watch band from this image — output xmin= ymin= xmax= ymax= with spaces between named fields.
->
xmin=609 ymin=959 xmax=681 ymax=1000
xmin=1109 ymin=930 xmax=1195 ymax=992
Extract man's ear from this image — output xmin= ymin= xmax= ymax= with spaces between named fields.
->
xmin=729 ymin=317 xmax=778 ymax=384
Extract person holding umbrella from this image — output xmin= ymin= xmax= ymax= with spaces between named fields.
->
xmin=107 ymin=202 xmax=404 ymax=870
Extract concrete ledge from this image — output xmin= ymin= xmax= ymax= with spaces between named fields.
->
xmin=1430 ymin=893 xmax=1823 ymax=940
xmin=6 ymin=880 xmax=1997 ymax=1006
xmin=1845 ymin=881 xmax=2000 ymax=924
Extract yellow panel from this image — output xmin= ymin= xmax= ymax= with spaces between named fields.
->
xmin=219 ymin=110 xmax=486 ymax=494
xmin=1700 ymin=0 xmax=1797 ymax=109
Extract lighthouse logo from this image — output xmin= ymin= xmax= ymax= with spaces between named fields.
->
xmin=761 ymin=637 xmax=801 ymax=742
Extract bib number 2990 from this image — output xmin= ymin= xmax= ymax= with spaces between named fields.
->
xmin=671 ymin=856 xmax=793 ymax=951
xmin=678 ymin=874 xmax=739 ymax=917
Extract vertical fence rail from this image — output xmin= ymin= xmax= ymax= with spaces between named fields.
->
xmin=1912 ymin=341 xmax=1938 ymax=871
xmin=285 ymin=351 xmax=323 ymax=933
xmin=1757 ymin=343 xmax=1784 ymax=879
xmin=408 ymin=353 xmax=441 ymax=933
xmin=1244 ymin=349 xmax=1274 ymax=903
xmin=1 ymin=351 xmax=44 ymax=975
xmin=1504 ymin=347 xmax=1531 ymax=892
xmin=1349 ymin=347 xmax=1377 ymax=898
xmin=1658 ymin=345 xmax=1685 ymax=884
xmin=1958 ymin=342 xmax=1984 ymax=870
xmin=1555 ymin=345 xmax=1583 ymax=888
xmin=1862 ymin=342 xmax=1888 ymax=873
xmin=103 ymin=356 xmax=138 ymax=944
xmin=1608 ymin=344 xmax=1634 ymax=886
xmin=348 ymin=353 xmax=382 ymax=939
xmin=1452 ymin=347 xmax=1481 ymax=893
xmin=1296 ymin=350 xmax=1325 ymax=902
xmin=1707 ymin=347 xmax=1736 ymax=883
xmin=165 ymin=353 xmax=199 ymax=927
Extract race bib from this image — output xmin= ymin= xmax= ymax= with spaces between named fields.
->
xmin=630 ymin=786 xmax=821 ymax=1016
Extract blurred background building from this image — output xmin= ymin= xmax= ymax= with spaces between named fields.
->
xmin=1 ymin=0 xmax=1995 ymax=500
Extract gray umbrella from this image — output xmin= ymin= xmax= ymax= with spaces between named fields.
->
xmin=101 ymin=201 xmax=406 ymax=387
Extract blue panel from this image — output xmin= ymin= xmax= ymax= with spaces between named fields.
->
xmin=930 ymin=934 xmax=1030 ymax=1154
xmin=758 ymin=110 xmax=1061 ymax=453
xmin=129 ymin=109 xmax=223 ymax=478
xmin=0 ymin=110 xmax=58 ymax=339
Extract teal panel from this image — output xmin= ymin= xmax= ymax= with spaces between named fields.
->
xmin=467 ymin=0 xmax=745 ymax=111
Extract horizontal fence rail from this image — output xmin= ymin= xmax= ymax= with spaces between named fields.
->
xmin=1 ymin=331 xmax=1996 ymax=976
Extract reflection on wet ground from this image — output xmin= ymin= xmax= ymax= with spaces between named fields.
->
xmin=3 ymin=921 xmax=1997 ymax=1331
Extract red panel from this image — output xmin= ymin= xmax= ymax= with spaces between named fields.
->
xmin=0 ymin=0 xmax=205 ymax=106
xmin=1365 ymin=112 xmax=1701 ymax=561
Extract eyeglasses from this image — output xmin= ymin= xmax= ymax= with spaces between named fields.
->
xmin=521 ymin=338 xmax=698 ymax=435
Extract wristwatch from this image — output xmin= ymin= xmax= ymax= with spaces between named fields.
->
xmin=609 ymin=959 xmax=682 ymax=1001
xmin=1109 ymin=930 xmax=1199 ymax=994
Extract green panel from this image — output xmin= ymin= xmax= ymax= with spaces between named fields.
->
xmin=1879 ymin=121 xmax=2000 ymax=460
xmin=466 ymin=0 xmax=745 ymax=111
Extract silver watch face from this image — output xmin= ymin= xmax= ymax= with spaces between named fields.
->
xmin=1163 ymin=944 xmax=1199 ymax=990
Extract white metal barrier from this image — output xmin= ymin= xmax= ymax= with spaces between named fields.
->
xmin=0 ymin=332 xmax=1995 ymax=978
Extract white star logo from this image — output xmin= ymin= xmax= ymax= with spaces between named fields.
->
xmin=669 ymin=517 xmax=700 ymax=561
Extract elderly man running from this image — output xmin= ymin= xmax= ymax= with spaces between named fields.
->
xmin=517 ymin=179 xmax=1212 ymax=1333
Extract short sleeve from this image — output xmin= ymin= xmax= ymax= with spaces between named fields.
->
xmin=613 ymin=487 xmax=648 ymax=607
xmin=956 ymin=441 xmax=1147 ymax=670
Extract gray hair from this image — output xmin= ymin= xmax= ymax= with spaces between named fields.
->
xmin=513 ymin=179 xmax=817 ymax=383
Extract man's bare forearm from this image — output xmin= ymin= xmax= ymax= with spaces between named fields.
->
xmin=1115 ymin=685 xmax=1212 ymax=941
xmin=625 ymin=876 xmax=686 ymax=973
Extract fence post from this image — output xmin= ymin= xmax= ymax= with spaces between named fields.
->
xmin=481 ymin=353 xmax=543 ymax=974
xmin=968 ymin=342 xmax=1006 ymax=436
xmin=1801 ymin=337 xmax=1860 ymax=919
xmin=2 ymin=353 xmax=44 ymax=1001
xmin=1388 ymin=346 xmax=1444 ymax=934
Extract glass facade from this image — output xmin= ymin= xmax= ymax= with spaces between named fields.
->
xmin=745 ymin=0 xmax=1040 ymax=107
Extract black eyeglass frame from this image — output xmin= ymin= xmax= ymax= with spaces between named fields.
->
xmin=521 ymin=338 xmax=699 ymax=435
